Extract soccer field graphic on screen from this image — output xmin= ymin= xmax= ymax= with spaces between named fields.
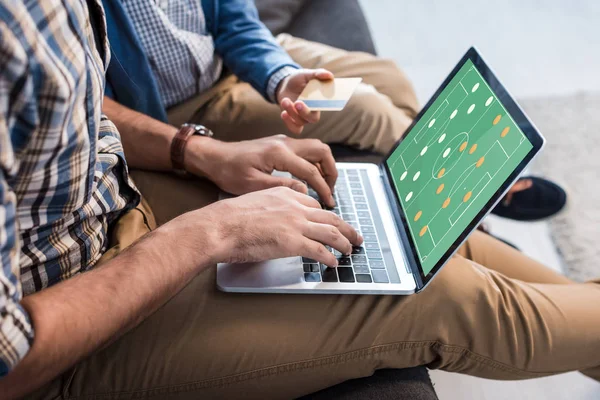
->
xmin=386 ymin=60 xmax=533 ymax=275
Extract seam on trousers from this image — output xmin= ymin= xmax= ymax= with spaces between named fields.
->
xmin=132 ymin=207 xmax=153 ymax=232
xmin=67 ymin=340 xmax=551 ymax=399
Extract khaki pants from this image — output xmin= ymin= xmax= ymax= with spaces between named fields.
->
xmin=31 ymin=169 xmax=600 ymax=400
xmin=31 ymin=36 xmax=600 ymax=399
xmin=167 ymin=34 xmax=419 ymax=154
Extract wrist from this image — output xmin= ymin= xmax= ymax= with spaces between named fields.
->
xmin=159 ymin=206 xmax=225 ymax=267
xmin=183 ymin=135 xmax=224 ymax=179
xmin=270 ymin=66 xmax=298 ymax=104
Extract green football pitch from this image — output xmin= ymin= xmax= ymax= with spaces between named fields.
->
xmin=386 ymin=59 xmax=533 ymax=275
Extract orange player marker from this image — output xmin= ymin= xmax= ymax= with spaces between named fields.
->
xmin=493 ymin=114 xmax=502 ymax=125
xmin=476 ymin=156 xmax=485 ymax=168
xmin=437 ymin=168 xmax=446 ymax=178
xmin=469 ymin=144 xmax=477 ymax=154
xmin=501 ymin=126 xmax=510 ymax=138
xmin=459 ymin=142 xmax=468 ymax=152
xmin=419 ymin=226 xmax=428 ymax=237
xmin=442 ymin=197 xmax=451 ymax=208
xmin=436 ymin=183 xmax=445 ymax=194
xmin=414 ymin=211 xmax=422 ymax=222
xmin=463 ymin=191 xmax=472 ymax=202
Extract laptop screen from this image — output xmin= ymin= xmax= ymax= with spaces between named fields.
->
xmin=385 ymin=58 xmax=533 ymax=276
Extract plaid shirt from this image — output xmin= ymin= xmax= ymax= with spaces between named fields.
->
xmin=0 ymin=0 xmax=139 ymax=376
xmin=124 ymin=0 xmax=296 ymax=108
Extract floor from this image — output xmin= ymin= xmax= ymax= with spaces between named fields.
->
xmin=358 ymin=0 xmax=600 ymax=398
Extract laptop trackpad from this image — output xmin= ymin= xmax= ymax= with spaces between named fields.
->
xmin=217 ymin=257 xmax=303 ymax=290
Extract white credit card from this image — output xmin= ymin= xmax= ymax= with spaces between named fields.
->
xmin=298 ymin=77 xmax=362 ymax=111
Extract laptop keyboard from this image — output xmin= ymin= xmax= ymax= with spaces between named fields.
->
xmin=302 ymin=168 xmax=396 ymax=284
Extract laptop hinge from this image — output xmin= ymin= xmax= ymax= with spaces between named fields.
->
xmin=378 ymin=163 xmax=425 ymax=290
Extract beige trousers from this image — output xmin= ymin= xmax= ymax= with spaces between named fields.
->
xmin=30 ymin=168 xmax=600 ymax=400
xmin=167 ymin=34 xmax=420 ymax=154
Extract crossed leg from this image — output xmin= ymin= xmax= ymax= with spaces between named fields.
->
xmin=167 ymin=34 xmax=420 ymax=154
xmin=43 ymin=171 xmax=600 ymax=400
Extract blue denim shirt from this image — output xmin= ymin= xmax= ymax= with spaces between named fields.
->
xmin=103 ymin=0 xmax=300 ymax=122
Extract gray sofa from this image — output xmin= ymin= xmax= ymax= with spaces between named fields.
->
xmin=254 ymin=1 xmax=438 ymax=399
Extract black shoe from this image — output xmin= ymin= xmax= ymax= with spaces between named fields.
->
xmin=491 ymin=177 xmax=567 ymax=221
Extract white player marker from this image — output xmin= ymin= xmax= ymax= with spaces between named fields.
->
xmin=413 ymin=171 xmax=421 ymax=181
xmin=450 ymin=109 xmax=458 ymax=119
xmin=405 ymin=191 xmax=413 ymax=202
xmin=443 ymin=147 xmax=451 ymax=158
xmin=420 ymin=146 xmax=428 ymax=156
xmin=468 ymin=104 xmax=475 ymax=114
xmin=438 ymin=133 xmax=446 ymax=143
xmin=485 ymin=96 xmax=494 ymax=106
xmin=400 ymin=171 xmax=408 ymax=181
xmin=428 ymin=119 xmax=436 ymax=128
xmin=472 ymin=83 xmax=480 ymax=92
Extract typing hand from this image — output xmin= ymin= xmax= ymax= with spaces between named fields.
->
xmin=276 ymin=68 xmax=334 ymax=135
xmin=207 ymin=187 xmax=362 ymax=267
xmin=184 ymin=135 xmax=338 ymax=208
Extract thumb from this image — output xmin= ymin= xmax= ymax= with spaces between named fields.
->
xmin=255 ymin=174 xmax=308 ymax=194
xmin=312 ymin=68 xmax=334 ymax=81
xmin=297 ymin=68 xmax=334 ymax=83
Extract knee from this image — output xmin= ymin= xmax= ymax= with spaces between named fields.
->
xmin=345 ymin=85 xmax=413 ymax=153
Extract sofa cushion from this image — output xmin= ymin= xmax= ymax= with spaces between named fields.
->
xmin=254 ymin=0 xmax=308 ymax=35
xmin=286 ymin=0 xmax=377 ymax=55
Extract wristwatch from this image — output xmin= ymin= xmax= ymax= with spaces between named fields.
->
xmin=170 ymin=123 xmax=213 ymax=175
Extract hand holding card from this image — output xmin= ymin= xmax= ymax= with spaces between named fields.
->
xmin=277 ymin=68 xmax=335 ymax=134
xmin=298 ymin=78 xmax=363 ymax=111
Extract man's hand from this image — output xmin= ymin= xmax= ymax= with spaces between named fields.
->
xmin=277 ymin=68 xmax=334 ymax=134
xmin=209 ymin=187 xmax=363 ymax=267
xmin=185 ymin=135 xmax=338 ymax=208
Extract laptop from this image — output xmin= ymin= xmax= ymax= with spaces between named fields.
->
xmin=217 ymin=47 xmax=545 ymax=295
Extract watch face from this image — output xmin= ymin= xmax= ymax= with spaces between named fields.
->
xmin=182 ymin=123 xmax=212 ymax=137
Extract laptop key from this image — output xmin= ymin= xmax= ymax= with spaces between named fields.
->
xmin=364 ymin=242 xmax=380 ymax=250
xmin=367 ymin=250 xmax=383 ymax=259
xmin=371 ymin=269 xmax=389 ymax=283
xmin=310 ymin=264 xmax=320 ymax=273
xmin=353 ymin=196 xmax=366 ymax=203
xmin=302 ymin=257 xmax=317 ymax=263
xmin=355 ymin=274 xmax=373 ymax=283
xmin=355 ymin=203 xmax=369 ymax=210
xmin=353 ymin=264 xmax=369 ymax=274
xmin=351 ymin=189 xmax=363 ymax=196
xmin=303 ymin=264 xmax=311 ymax=273
xmin=338 ymin=257 xmax=352 ymax=266
xmin=369 ymin=260 xmax=385 ymax=269
xmin=337 ymin=267 xmax=355 ymax=282
xmin=349 ymin=183 xmax=362 ymax=189
xmin=304 ymin=272 xmax=321 ymax=282
xmin=360 ymin=225 xmax=375 ymax=233
xmin=342 ymin=214 xmax=356 ymax=222
xmin=347 ymin=169 xmax=358 ymax=176
xmin=340 ymin=206 xmax=353 ymax=214
xmin=348 ymin=175 xmax=360 ymax=182
xmin=352 ymin=255 xmax=367 ymax=264
xmin=321 ymin=264 xmax=338 ymax=282
xmin=362 ymin=234 xmax=378 ymax=242
xmin=359 ymin=218 xmax=373 ymax=226
xmin=351 ymin=246 xmax=365 ymax=255
xmin=357 ymin=211 xmax=370 ymax=218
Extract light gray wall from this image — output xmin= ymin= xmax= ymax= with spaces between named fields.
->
xmin=360 ymin=0 xmax=600 ymax=102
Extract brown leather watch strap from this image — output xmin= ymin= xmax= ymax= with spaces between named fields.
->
xmin=170 ymin=124 xmax=196 ymax=173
